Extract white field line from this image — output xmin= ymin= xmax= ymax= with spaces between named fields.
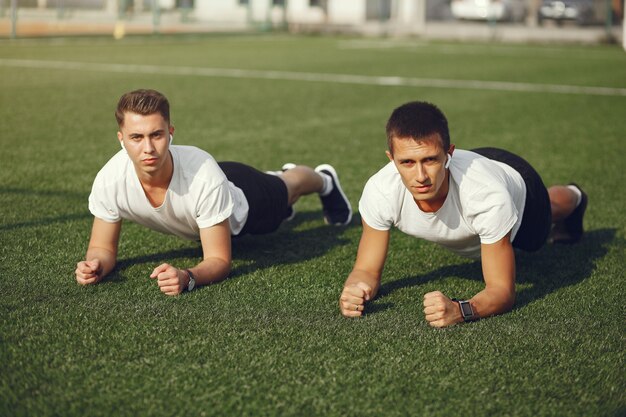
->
xmin=336 ymin=39 xmax=620 ymax=60
xmin=1 ymin=58 xmax=625 ymax=97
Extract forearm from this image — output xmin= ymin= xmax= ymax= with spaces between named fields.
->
xmin=469 ymin=285 xmax=515 ymax=319
xmin=85 ymin=246 xmax=117 ymax=278
xmin=425 ymin=237 xmax=516 ymax=328
xmin=472 ymin=234 xmax=516 ymax=319
xmin=187 ymin=257 xmax=231 ymax=287
xmin=344 ymin=268 xmax=381 ymax=299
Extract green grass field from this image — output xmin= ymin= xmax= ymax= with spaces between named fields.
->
xmin=1 ymin=34 xmax=625 ymax=416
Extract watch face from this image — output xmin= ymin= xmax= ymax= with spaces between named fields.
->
xmin=460 ymin=301 xmax=473 ymax=317
xmin=186 ymin=270 xmax=195 ymax=291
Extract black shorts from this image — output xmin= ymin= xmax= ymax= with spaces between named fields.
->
xmin=218 ymin=161 xmax=291 ymax=236
xmin=471 ymin=148 xmax=551 ymax=252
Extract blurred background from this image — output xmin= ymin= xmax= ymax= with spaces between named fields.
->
xmin=0 ymin=0 xmax=624 ymax=46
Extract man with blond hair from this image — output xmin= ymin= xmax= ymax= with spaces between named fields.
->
xmin=76 ymin=89 xmax=351 ymax=296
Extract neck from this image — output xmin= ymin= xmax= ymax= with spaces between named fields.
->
xmin=415 ymin=197 xmax=446 ymax=213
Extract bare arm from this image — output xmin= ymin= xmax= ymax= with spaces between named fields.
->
xmin=75 ymin=217 xmax=121 ymax=285
xmin=150 ymin=219 xmax=232 ymax=296
xmin=191 ymin=219 xmax=232 ymax=286
xmin=471 ymin=232 xmax=516 ymax=316
xmin=423 ymin=232 xmax=516 ymax=327
xmin=339 ymin=219 xmax=390 ymax=317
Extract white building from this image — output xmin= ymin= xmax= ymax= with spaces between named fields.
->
xmin=18 ymin=0 xmax=425 ymax=32
xmin=193 ymin=0 xmax=425 ymax=31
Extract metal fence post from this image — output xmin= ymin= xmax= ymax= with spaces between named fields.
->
xmin=152 ymin=0 xmax=160 ymax=34
xmin=10 ymin=0 xmax=17 ymax=39
xmin=604 ymin=0 xmax=613 ymax=40
xmin=57 ymin=0 xmax=65 ymax=19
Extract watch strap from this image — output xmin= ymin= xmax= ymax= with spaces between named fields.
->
xmin=185 ymin=269 xmax=196 ymax=292
xmin=452 ymin=298 xmax=480 ymax=322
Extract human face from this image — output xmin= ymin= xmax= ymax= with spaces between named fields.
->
xmin=386 ymin=134 xmax=453 ymax=212
xmin=117 ymin=112 xmax=174 ymax=179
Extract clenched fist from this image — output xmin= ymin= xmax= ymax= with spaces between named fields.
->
xmin=423 ymin=291 xmax=463 ymax=328
xmin=150 ymin=263 xmax=189 ymax=296
xmin=339 ymin=282 xmax=373 ymax=317
xmin=75 ymin=259 xmax=103 ymax=286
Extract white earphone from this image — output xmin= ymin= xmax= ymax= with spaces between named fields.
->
xmin=169 ymin=134 xmax=173 ymax=145
xmin=444 ymin=154 xmax=451 ymax=169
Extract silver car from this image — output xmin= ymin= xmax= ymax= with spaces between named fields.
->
xmin=451 ymin=0 xmax=527 ymax=22
xmin=538 ymin=0 xmax=597 ymax=25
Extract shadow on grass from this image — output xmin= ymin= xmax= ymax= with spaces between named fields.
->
xmin=0 ymin=186 xmax=86 ymax=199
xmin=228 ymin=211 xmax=356 ymax=278
xmin=514 ymin=228 xmax=617 ymax=309
xmin=109 ymin=211 xmax=352 ymax=283
xmin=3 ymin=186 xmax=352 ymax=283
xmin=0 ymin=187 xmax=90 ymax=231
xmin=0 ymin=212 xmax=91 ymax=231
xmin=372 ymin=228 xmax=616 ymax=314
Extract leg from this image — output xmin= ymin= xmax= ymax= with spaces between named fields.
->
xmin=470 ymin=148 xmax=587 ymax=246
xmin=279 ymin=166 xmax=324 ymax=206
xmin=548 ymin=185 xmax=578 ymax=222
xmin=549 ymin=184 xmax=587 ymax=244
xmin=219 ymin=161 xmax=291 ymax=236
xmin=278 ymin=163 xmax=352 ymax=226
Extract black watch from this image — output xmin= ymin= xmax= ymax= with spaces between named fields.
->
xmin=185 ymin=269 xmax=196 ymax=292
xmin=452 ymin=298 xmax=480 ymax=322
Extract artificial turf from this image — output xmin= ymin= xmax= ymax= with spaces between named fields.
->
xmin=0 ymin=33 xmax=624 ymax=416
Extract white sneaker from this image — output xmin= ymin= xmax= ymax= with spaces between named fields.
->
xmin=266 ymin=162 xmax=296 ymax=176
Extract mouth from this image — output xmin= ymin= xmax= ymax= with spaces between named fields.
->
xmin=413 ymin=184 xmax=432 ymax=193
xmin=142 ymin=157 xmax=158 ymax=165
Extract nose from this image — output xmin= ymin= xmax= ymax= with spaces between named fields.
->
xmin=142 ymin=138 xmax=155 ymax=153
xmin=414 ymin=163 xmax=428 ymax=184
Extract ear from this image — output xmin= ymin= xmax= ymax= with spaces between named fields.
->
xmin=117 ymin=131 xmax=124 ymax=149
xmin=168 ymin=126 xmax=175 ymax=145
xmin=448 ymin=144 xmax=455 ymax=156
xmin=385 ymin=150 xmax=393 ymax=162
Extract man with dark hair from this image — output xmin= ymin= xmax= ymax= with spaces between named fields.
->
xmin=76 ymin=89 xmax=352 ymax=296
xmin=339 ymin=101 xmax=587 ymax=327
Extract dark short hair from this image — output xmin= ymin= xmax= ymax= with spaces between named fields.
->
xmin=115 ymin=89 xmax=170 ymax=127
xmin=386 ymin=101 xmax=450 ymax=154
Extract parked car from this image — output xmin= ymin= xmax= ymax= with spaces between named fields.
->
xmin=537 ymin=0 xmax=596 ymax=25
xmin=451 ymin=0 xmax=527 ymax=22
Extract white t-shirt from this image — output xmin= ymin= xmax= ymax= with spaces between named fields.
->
xmin=359 ymin=149 xmax=526 ymax=259
xmin=88 ymin=145 xmax=249 ymax=240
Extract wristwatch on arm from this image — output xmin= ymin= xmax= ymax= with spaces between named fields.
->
xmin=185 ymin=269 xmax=196 ymax=292
xmin=452 ymin=298 xmax=480 ymax=322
